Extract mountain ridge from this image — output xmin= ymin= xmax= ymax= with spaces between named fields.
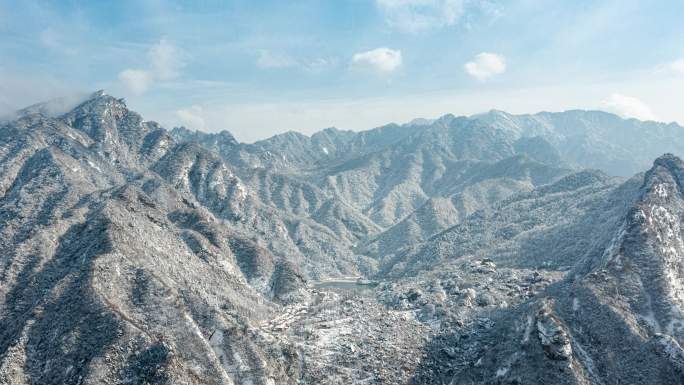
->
xmin=3 ymin=92 xmax=684 ymax=384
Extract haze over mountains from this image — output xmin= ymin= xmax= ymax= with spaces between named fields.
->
xmin=2 ymin=91 xmax=684 ymax=384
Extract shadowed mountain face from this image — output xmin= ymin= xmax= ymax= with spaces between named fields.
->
xmin=2 ymin=91 xmax=684 ymax=384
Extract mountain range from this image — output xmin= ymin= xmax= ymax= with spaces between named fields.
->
xmin=1 ymin=91 xmax=684 ymax=384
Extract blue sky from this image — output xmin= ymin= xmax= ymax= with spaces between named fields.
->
xmin=1 ymin=0 xmax=684 ymax=142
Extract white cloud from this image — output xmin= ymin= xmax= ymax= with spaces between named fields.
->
xmin=256 ymin=51 xmax=334 ymax=73
xmin=118 ymin=69 xmax=152 ymax=95
xmin=118 ymin=39 xmax=185 ymax=95
xmin=352 ymin=48 xmax=402 ymax=73
xmin=602 ymin=93 xmax=656 ymax=121
xmin=376 ymin=0 xmax=465 ymax=33
xmin=0 ymin=68 xmax=85 ymax=120
xmin=256 ymin=50 xmax=297 ymax=69
xmin=149 ymin=39 xmax=184 ymax=80
xmin=175 ymin=105 xmax=206 ymax=130
xmin=303 ymin=57 xmax=336 ymax=73
xmin=464 ymin=52 xmax=506 ymax=81
xmin=669 ymin=59 xmax=684 ymax=75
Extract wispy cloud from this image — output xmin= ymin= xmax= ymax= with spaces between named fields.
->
xmin=149 ymin=39 xmax=184 ymax=80
xmin=376 ymin=0 xmax=465 ymax=33
xmin=303 ymin=57 xmax=337 ymax=74
xmin=256 ymin=50 xmax=297 ymax=69
xmin=256 ymin=50 xmax=335 ymax=73
xmin=464 ymin=52 xmax=506 ymax=81
xmin=669 ymin=59 xmax=684 ymax=75
xmin=602 ymin=93 xmax=656 ymax=121
xmin=351 ymin=48 xmax=402 ymax=73
xmin=118 ymin=69 xmax=152 ymax=95
xmin=118 ymin=39 xmax=186 ymax=95
xmin=0 ymin=68 xmax=84 ymax=120
xmin=175 ymin=105 xmax=206 ymax=130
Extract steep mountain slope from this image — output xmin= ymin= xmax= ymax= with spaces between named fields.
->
xmin=171 ymin=114 xmax=574 ymax=275
xmin=152 ymin=141 xmax=376 ymax=279
xmin=238 ymin=169 xmax=381 ymax=244
xmin=0 ymin=93 xmax=309 ymax=385
xmin=406 ymin=155 xmax=684 ymax=385
xmin=310 ymin=117 xmax=568 ymax=227
xmin=186 ymin=109 xmax=684 ymax=242
xmin=194 ymin=109 xmax=683 ymax=234
xmin=170 ymin=127 xmax=240 ymax=160
xmin=363 ymin=155 xmax=571 ymax=258
xmin=379 ymin=169 xmax=638 ymax=277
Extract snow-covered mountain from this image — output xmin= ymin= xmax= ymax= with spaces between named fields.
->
xmin=2 ymin=91 xmax=684 ymax=384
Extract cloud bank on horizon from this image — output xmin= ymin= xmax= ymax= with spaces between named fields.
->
xmin=1 ymin=0 xmax=684 ymax=141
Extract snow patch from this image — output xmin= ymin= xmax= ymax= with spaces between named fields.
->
xmin=654 ymin=183 xmax=669 ymax=198
xmin=522 ymin=315 xmax=533 ymax=344
xmin=209 ymin=179 xmax=223 ymax=188
xmin=87 ymin=160 xmax=101 ymax=172
xmin=602 ymin=221 xmax=627 ymax=265
xmin=209 ymin=329 xmax=228 ymax=363
xmin=572 ymin=298 xmax=580 ymax=312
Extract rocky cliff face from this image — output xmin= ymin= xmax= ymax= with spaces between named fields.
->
xmin=2 ymin=92 xmax=684 ymax=384
xmin=405 ymin=155 xmax=684 ymax=384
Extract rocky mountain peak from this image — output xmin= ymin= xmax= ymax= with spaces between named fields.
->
xmin=70 ymin=89 xmax=127 ymax=115
xmin=171 ymin=127 xmax=239 ymax=149
xmin=584 ymin=152 xmax=684 ymax=344
xmin=649 ymin=153 xmax=684 ymax=179
xmin=47 ymin=90 xmax=172 ymax=170
xmin=215 ymin=130 xmax=238 ymax=144
xmin=640 ymin=153 xmax=684 ymax=206
xmin=59 ymin=90 xmax=136 ymax=140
